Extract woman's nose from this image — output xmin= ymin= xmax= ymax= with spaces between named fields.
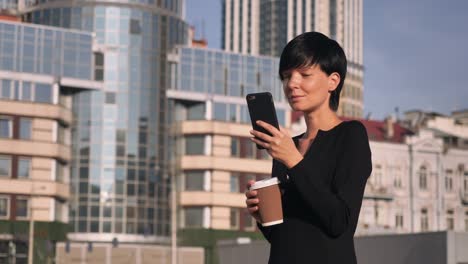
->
xmin=286 ymin=73 xmax=301 ymax=89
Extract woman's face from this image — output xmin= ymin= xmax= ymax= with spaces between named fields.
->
xmin=282 ymin=64 xmax=339 ymax=113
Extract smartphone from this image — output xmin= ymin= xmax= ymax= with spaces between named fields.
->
xmin=246 ymin=92 xmax=280 ymax=149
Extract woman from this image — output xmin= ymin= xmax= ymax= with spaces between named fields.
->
xmin=245 ymin=32 xmax=372 ymax=264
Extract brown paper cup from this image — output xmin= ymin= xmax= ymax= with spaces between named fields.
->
xmin=250 ymin=177 xmax=283 ymax=226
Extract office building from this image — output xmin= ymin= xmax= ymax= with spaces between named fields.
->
xmin=222 ymin=0 xmax=364 ymax=118
xmin=21 ymin=0 xmax=189 ymax=244
xmin=167 ymin=46 xmax=291 ymax=262
xmin=0 ymin=19 xmax=102 ymax=262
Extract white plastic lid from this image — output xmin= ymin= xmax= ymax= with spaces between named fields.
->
xmin=249 ymin=177 xmax=280 ymax=190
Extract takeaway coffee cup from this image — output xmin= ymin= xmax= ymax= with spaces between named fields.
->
xmin=249 ymin=177 xmax=283 ymax=226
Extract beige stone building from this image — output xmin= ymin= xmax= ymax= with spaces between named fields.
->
xmin=0 ymin=19 xmax=102 ymax=262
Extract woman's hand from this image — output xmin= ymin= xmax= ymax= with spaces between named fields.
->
xmin=250 ymin=120 xmax=303 ymax=168
xmin=245 ymin=180 xmax=261 ymax=223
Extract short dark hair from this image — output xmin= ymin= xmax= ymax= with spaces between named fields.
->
xmin=279 ymin=32 xmax=347 ymax=111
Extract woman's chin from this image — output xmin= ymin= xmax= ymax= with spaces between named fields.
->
xmin=289 ymin=102 xmax=305 ymax=112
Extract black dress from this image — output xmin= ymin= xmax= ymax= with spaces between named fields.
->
xmin=257 ymin=120 xmax=372 ymax=264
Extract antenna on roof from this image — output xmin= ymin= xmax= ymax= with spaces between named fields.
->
xmin=395 ymin=107 xmax=400 ymax=121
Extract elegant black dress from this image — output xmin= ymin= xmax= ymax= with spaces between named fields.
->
xmin=257 ymin=120 xmax=372 ymax=264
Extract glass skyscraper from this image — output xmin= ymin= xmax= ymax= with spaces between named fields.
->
xmin=222 ymin=0 xmax=365 ymax=118
xmin=23 ymin=0 xmax=188 ymax=242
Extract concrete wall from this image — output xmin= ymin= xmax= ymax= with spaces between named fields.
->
xmin=56 ymin=242 xmax=204 ymax=264
xmin=216 ymin=232 xmax=468 ymax=264
xmin=354 ymin=232 xmax=447 ymax=264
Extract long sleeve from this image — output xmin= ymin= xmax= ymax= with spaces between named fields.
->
xmin=256 ymin=222 xmax=272 ymax=243
xmin=286 ymin=121 xmax=372 ymax=238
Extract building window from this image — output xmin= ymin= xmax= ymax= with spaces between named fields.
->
xmin=371 ymin=164 xmax=383 ymax=187
xmin=185 ymin=135 xmax=205 ymax=155
xmin=184 ymin=207 xmax=203 ymax=228
xmin=464 ymin=171 xmax=468 ymax=198
xmin=446 ymin=209 xmax=454 ymax=230
xmin=395 ymin=214 xmax=404 ymax=228
xmin=1 ymin=79 xmax=12 ymax=99
xmin=22 ymin=82 xmax=32 ymax=101
xmin=94 ymin=52 xmax=104 ymax=81
xmin=0 ymin=116 xmax=12 ymax=138
xmin=105 ymin=92 xmax=115 ymax=104
xmin=187 ymin=102 xmax=205 ymax=120
xmin=19 ymin=118 xmax=32 ymax=140
xmin=0 ymin=197 xmax=9 ymax=219
xmin=230 ymin=172 xmax=239 ymax=192
xmin=17 ymin=158 xmax=31 ymax=179
xmin=231 ymin=137 xmax=240 ymax=157
xmin=230 ymin=208 xmax=239 ymax=229
xmin=0 ymin=156 xmax=11 ymax=177
xmin=34 ymin=83 xmax=53 ymax=104
xmin=16 ymin=197 xmax=29 ymax=219
xmin=55 ymin=199 xmax=65 ymax=222
xmin=465 ymin=211 xmax=468 ymax=232
xmin=393 ymin=166 xmax=403 ymax=188
xmin=421 ymin=208 xmax=429 ymax=232
xmin=241 ymin=138 xmax=255 ymax=158
xmin=56 ymin=161 xmax=65 ymax=183
xmin=130 ymin=19 xmax=142 ymax=34
xmin=419 ymin=165 xmax=428 ymax=190
xmin=244 ymin=209 xmax=255 ymax=231
xmin=445 ymin=169 xmax=453 ymax=192
xmin=185 ymin=171 xmax=204 ymax=191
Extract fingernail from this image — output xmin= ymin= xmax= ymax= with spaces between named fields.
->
xmin=256 ymin=120 xmax=260 ymax=124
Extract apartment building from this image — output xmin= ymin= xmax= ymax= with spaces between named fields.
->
xmin=0 ymin=20 xmax=102 ymax=262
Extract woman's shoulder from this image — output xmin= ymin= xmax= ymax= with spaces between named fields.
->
xmin=339 ymin=120 xmax=369 ymax=141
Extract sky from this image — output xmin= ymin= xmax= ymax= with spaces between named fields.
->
xmin=185 ymin=0 xmax=468 ymax=120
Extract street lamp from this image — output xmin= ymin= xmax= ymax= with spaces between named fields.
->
xmin=28 ymin=185 xmax=35 ymax=264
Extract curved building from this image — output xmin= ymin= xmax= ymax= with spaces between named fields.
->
xmin=22 ymin=0 xmax=188 ymax=243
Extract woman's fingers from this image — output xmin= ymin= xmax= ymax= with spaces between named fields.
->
xmin=256 ymin=120 xmax=282 ymax=137
xmin=250 ymin=137 xmax=270 ymax=149
xmin=246 ymin=198 xmax=259 ymax=207
xmin=248 ymin=206 xmax=259 ymax=214
xmin=249 ymin=129 xmax=273 ymax=143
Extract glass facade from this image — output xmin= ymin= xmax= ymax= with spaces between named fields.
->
xmin=171 ymin=47 xmax=287 ymax=126
xmin=25 ymin=1 xmax=188 ymax=239
xmin=0 ymin=21 xmax=93 ymax=80
xmin=0 ymin=0 xmax=16 ymax=11
xmin=259 ymin=0 xmax=288 ymax=57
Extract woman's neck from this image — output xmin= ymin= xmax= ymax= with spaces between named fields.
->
xmin=301 ymin=108 xmax=342 ymax=141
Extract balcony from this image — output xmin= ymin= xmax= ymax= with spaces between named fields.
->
xmin=0 ymin=139 xmax=71 ymax=162
xmin=364 ymin=184 xmax=394 ymax=201
xmin=0 ymin=100 xmax=72 ymax=125
xmin=0 ymin=178 xmax=69 ymax=200
xmin=179 ymin=191 xmax=245 ymax=207
xmin=180 ymin=155 xmax=271 ymax=174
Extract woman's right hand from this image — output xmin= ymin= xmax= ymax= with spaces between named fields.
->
xmin=245 ymin=180 xmax=261 ymax=223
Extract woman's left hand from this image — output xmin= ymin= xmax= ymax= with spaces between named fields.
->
xmin=250 ymin=120 xmax=303 ymax=168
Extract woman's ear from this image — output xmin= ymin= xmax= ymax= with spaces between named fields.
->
xmin=328 ymin=72 xmax=341 ymax=92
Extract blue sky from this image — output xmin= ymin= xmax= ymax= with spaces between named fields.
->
xmin=185 ymin=0 xmax=468 ymax=120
